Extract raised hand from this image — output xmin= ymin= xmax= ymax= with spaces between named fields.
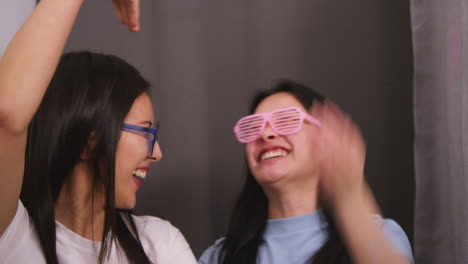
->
xmin=311 ymin=102 xmax=412 ymax=264
xmin=312 ymin=101 xmax=367 ymax=208
xmin=112 ymin=0 xmax=140 ymax=32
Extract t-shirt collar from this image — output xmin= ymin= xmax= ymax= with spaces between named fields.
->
xmin=264 ymin=209 xmax=328 ymax=237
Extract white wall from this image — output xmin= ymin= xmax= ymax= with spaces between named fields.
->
xmin=0 ymin=0 xmax=36 ymax=55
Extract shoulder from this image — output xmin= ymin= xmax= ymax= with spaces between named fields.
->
xmin=132 ymin=214 xmax=185 ymax=248
xmin=132 ymin=215 xmax=197 ymax=264
xmin=198 ymin=238 xmax=225 ymax=264
xmin=132 ymin=214 xmax=175 ymax=236
xmin=1 ymin=200 xmax=32 ymax=244
xmin=0 ymin=200 xmax=45 ymax=263
xmin=374 ymin=215 xmax=414 ymax=263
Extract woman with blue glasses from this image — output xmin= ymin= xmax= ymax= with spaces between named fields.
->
xmin=0 ymin=1 xmax=196 ymax=263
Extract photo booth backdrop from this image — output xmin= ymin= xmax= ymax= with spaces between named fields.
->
xmin=3 ymin=0 xmax=415 ymax=258
xmin=412 ymin=0 xmax=468 ymax=263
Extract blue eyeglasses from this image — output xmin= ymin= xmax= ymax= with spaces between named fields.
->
xmin=121 ymin=121 xmax=159 ymax=157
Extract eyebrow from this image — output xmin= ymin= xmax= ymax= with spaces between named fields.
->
xmin=139 ymin=121 xmax=153 ymax=127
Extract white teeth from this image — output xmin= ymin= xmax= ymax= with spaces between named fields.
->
xmin=261 ymin=150 xmax=288 ymax=161
xmin=132 ymin=170 xmax=147 ymax=179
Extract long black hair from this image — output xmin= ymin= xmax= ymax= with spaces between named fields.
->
xmin=219 ymin=80 xmax=351 ymax=264
xmin=20 ymin=51 xmax=152 ymax=263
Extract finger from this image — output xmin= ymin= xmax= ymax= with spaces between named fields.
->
xmin=351 ymin=123 xmax=366 ymax=154
xmin=322 ymin=100 xmax=340 ymax=123
xmin=345 ymin=122 xmax=361 ymax=152
xmin=323 ymin=103 xmax=353 ymax=147
xmin=127 ymin=0 xmax=140 ymax=32
xmin=310 ymin=101 xmax=324 ymax=121
xmin=122 ymin=0 xmax=139 ymax=32
xmin=112 ymin=0 xmax=125 ymax=24
xmin=328 ymin=102 xmax=354 ymax=132
xmin=119 ymin=0 xmax=130 ymax=28
xmin=322 ymin=101 xmax=342 ymax=132
xmin=327 ymin=101 xmax=348 ymax=123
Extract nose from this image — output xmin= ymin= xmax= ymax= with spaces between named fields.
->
xmin=259 ymin=122 xmax=278 ymax=141
xmin=148 ymin=142 xmax=163 ymax=162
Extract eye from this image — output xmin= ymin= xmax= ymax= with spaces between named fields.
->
xmin=271 ymin=108 xmax=303 ymax=133
xmin=239 ymin=116 xmax=264 ymax=132
xmin=276 ymin=115 xmax=300 ymax=123
xmin=272 ymin=110 xmax=300 ymax=123
xmin=240 ymin=124 xmax=262 ymax=134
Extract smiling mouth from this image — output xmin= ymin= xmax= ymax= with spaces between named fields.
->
xmin=259 ymin=149 xmax=289 ymax=162
xmin=132 ymin=169 xmax=147 ymax=182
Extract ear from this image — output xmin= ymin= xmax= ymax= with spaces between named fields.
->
xmin=80 ymin=132 xmax=97 ymax=160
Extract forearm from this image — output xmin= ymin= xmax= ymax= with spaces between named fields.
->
xmin=0 ymin=0 xmax=83 ymax=134
xmin=331 ymin=190 xmax=410 ymax=264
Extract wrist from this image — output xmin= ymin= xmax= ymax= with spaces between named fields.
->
xmin=328 ymin=184 xmax=365 ymax=216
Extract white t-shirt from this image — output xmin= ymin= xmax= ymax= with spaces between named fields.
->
xmin=0 ymin=201 xmax=197 ymax=264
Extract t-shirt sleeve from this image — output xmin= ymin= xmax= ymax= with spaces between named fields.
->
xmin=376 ymin=216 xmax=414 ymax=263
xmin=0 ymin=200 xmax=27 ymax=248
xmin=165 ymin=224 xmax=197 ymax=264
xmin=0 ymin=200 xmax=45 ymax=263
xmin=135 ymin=215 xmax=197 ymax=264
xmin=198 ymin=238 xmax=224 ymax=264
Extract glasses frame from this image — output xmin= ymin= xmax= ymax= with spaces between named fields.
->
xmin=121 ymin=121 xmax=159 ymax=157
xmin=233 ymin=106 xmax=321 ymax=143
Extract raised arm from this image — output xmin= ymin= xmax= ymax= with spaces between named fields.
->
xmin=0 ymin=0 xmax=140 ymax=236
xmin=0 ymin=0 xmax=84 ymax=134
xmin=0 ymin=0 xmax=84 ymax=237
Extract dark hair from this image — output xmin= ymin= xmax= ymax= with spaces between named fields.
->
xmin=219 ymin=80 xmax=351 ymax=264
xmin=20 ymin=51 xmax=152 ymax=264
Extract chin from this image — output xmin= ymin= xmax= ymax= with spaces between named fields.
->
xmin=116 ymin=197 xmax=137 ymax=209
xmin=254 ymin=169 xmax=287 ymax=185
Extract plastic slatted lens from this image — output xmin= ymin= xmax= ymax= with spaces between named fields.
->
xmin=271 ymin=108 xmax=302 ymax=134
xmin=238 ymin=115 xmax=265 ymax=141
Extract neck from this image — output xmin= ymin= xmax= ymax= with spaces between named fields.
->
xmin=54 ymin=161 xmax=106 ymax=241
xmin=263 ymin=175 xmax=320 ymax=219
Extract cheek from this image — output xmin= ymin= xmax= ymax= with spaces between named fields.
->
xmin=115 ymin=135 xmax=146 ymax=180
xmin=245 ymin=144 xmax=257 ymax=167
xmin=116 ymin=134 xmax=147 ymax=161
xmin=114 ymin=136 xmax=140 ymax=209
xmin=291 ymin=131 xmax=321 ymax=166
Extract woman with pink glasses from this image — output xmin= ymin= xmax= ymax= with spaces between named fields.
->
xmin=199 ymin=80 xmax=413 ymax=264
xmin=0 ymin=1 xmax=195 ymax=263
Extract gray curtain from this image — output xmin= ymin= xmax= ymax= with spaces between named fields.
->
xmin=64 ymin=0 xmax=413 ymax=257
xmin=412 ymin=0 xmax=468 ymax=263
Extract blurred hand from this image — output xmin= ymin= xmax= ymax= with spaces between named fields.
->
xmin=311 ymin=101 xmax=367 ymax=208
xmin=112 ymin=0 xmax=140 ymax=32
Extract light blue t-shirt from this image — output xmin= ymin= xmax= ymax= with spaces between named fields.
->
xmin=199 ymin=210 xmax=414 ymax=264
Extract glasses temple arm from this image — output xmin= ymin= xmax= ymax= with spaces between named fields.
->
xmin=305 ymin=115 xmax=321 ymax=127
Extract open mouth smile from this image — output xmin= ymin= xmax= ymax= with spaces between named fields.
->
xmin=132 ymin=168 xmax=148 ymax=188
xmin=258 ymin=147 xmax=290 ymax=163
